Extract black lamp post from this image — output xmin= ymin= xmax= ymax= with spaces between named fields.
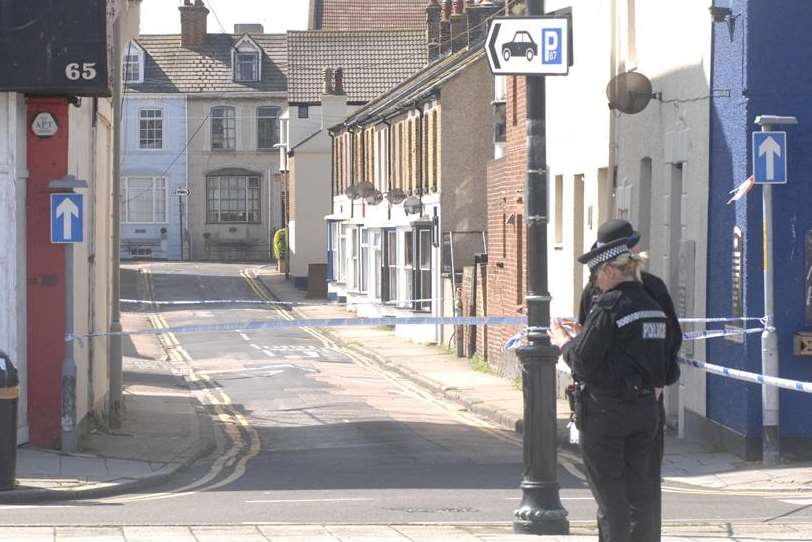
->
xmin=512 ymin=0 xmax=569 ymax=534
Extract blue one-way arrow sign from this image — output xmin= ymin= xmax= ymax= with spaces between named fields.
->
xmin=51 ymin=194 xmax=84 ymax=244
xmin=753 ymin=131 xmax=787 ymax=184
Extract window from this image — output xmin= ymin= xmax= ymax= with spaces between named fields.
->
xmin=402 ymin=230 xmax=414 ymax=307
xmin=417 ymin=229 xmax=432 ymax=311
xmin=124 ymin=54 xmax=141 ymax=83
xmin=138 ymin=109 xmax=163 ymax=150
xmin=235 ymin=52 xmax=259 ymax=82
xmin=211 ymin=107 xmax=236 ymax=150
xmin=338 ymin=225 xmax=348 ymax=282
xmin=206 ymin=175 xmax=261 ymax=223
xmin=349 ymin=228 xmax=359 ymax=291
xmin=359 ymin=229 xmax=369 ymax=293
xmin=298 ymin=105 xmax=309 ymax=119
xmin=494 ymin=103 xmax=506 ymax=143
xmin=257 ymin=106 xmax=280 ymax=150
xmin=121 ymin=177 xmax=167 ymax=224
xmin=386 ymin=230 xmax=398 ymax=302
xmin=372 ymin=231 xmax=383 ymax=300
xmin=123 ymin=42 xmax=143 ymax=84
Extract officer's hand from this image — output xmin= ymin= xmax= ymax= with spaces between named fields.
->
xmin=548 ymin=319 xmax=572 ymax=348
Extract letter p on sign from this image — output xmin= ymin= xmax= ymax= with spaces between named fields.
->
xmin=542 ymin=28 xmax=562 ymax=64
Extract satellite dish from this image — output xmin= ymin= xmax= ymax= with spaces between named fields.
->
xmin=344 ymin=184 xmax=359 ymax=199
xmin=386 ymin=188 xmax=406 ymax=205
xmin=365 ymin=190 xmax=383 ymax=206
xmin=355 ymin=181 xmax=375 ymax=199
xmin=606 ymin=71 xmax=655 ymax=115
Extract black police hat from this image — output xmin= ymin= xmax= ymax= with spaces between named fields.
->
xmin=577 ymin=237 xmax=632 ymax=272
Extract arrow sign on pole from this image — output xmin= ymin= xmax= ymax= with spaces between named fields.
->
xmin=56 ymin=197 xmax=79 ymax=240
xmin=753 ymin=131 xmax=787 ymax=184
xmin=759 ymin=136 xmax=781 ymax=180
xmin=485 ymin=16 xmax=571 ymax=76
xmin=51 ymin=194 xmax=84 ymax=244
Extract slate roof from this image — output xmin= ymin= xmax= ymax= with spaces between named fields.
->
xmin=126 ymin=34 xmax=287 ymax=94
xmin=341 ymin=41 xmax=486 ymax=127
xmin=308 ymin=0 xmax=428 ymax=31
xmin=287 ymin=31 xmax=427 ymax=104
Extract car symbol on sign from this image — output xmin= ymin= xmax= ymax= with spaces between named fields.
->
xmin=502 ymin=31 xmax=538 ymax=62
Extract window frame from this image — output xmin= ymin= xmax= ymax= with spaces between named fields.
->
xmin=205 ymin=174 xmax=262 ymax=224
xmin=138 ymin=107 xmax=164 ymax=150
xmin=121 ymin=176 xmax=168 ymax=224
xmin=123 ymin=42 xmax=144 ymax=84
xmin=256 ymin=106 xmax=281 ymax=151
xmin=210 ymin=106 xmax=237 ymax=151
xmin=234 ymin=51 xmax=260 ymax=82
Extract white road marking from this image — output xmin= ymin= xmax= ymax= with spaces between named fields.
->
xmin=504 ymin=496 xmax=593 ymax=501
xmin=261 ymin=349 xmax=278 ymax=358
xmin=779 ymin=499 xmax=812 ymax=505
xmin=250 ymin=344 xmax=262 ymax=350
xmin=248 ymin=497 xmax=374 ymax=504
xmin=239 ymin=333 xmax=251 ymax=341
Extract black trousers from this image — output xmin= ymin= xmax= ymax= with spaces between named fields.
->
xmin=582 ymin=392 xmax=660 ymax=542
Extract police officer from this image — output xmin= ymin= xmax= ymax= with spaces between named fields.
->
xmin=577 ymin=220 xmax=682 ymax=542
xmin=550 ymin=237 xmax=669 ymax=542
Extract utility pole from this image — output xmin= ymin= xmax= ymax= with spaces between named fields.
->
xmin=754 ymin=114 xmax=797 ymax=466
xmin=512 ymin=0 xmax=569 ymax=535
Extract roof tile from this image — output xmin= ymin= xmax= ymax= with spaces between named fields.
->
xmin=287 ymin=31 xmax=427 ymax=104
xmin=127 ymin=34 xmax=287 ymax=95
xmin=310 ymin=0 xmax=428 ymax=31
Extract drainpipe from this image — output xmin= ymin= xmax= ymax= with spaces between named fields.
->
xmin=109 ymin=8 xmax=123 ymax=429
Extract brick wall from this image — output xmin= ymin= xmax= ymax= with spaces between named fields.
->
xmin=485 ymin=75 xmax=527 ymax=378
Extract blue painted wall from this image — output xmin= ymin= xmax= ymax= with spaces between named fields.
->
xmin=120 ymin=95 xmax=187 ymax=260
xmin=708 ymin=0 xmax=812 ymax=440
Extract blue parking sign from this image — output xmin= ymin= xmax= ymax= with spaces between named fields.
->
xmin=542 ymin=28 xmax=562 ymax=65
xmin=51 ymin=194 xmax=84 ymax=244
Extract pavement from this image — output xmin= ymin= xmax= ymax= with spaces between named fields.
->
xmin=254 ymin=269 xmax=812 ymax=494
xmin=0 ymin=311 xmax=215 ymax=504
xmin=1 ymin=523 xmax=811 ymax=542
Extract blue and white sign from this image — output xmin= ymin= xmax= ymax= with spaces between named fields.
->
xmin=50 ymin=194 xmax=83 ymax=244
xmin=486 ymin=17 xmax=571 ymax=76
xmin=753 ymin=131 xmax=788 ymax=184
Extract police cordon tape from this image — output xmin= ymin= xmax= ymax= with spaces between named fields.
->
xmin=120 ymin=297 xmax=445 ymax=308
xmin=68 ymin=315 xmax=528 ymax=342
xmin=503 ymin=322 xmax=767 ymax=351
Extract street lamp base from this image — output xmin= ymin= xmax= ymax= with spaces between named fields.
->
xmin=512 ymin=482 xmax=570 ymax=535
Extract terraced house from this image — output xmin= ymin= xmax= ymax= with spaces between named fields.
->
xmin=280 ymin=0 xmax=430 ymax=290
xmin=328 ymin=1 xmax=502 ymax=344
xmin=122 ymin=0 xmax=287 ymax=261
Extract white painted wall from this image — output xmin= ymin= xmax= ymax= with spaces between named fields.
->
xmin=611 ymin=0 xmax=712 ymax=427
xmin=0 ymin=93 xmax=28 ymax=443
xmin=545 ymin=0 xmax=613 ymax=320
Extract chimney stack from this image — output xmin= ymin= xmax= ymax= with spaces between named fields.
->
xmin=440 ymin=0 xmax=452 ymax=56
xmin=426 ymin=0 xmax=442 ymax=62
xmin=322 ymin=67 xmax=348 ymax=130
xmin=450 ymin=0 xmax=467 ymax=53
xmin=179 ymin=0 xmax=209 ymax=48
xmin=466 ymin=2 xmax=501 ymax=46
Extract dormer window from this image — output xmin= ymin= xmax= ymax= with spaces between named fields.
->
xmin=123 ymin=41 xmax=144 ymax=84
xmin=233 ymin=35 xmax=262 ymax=82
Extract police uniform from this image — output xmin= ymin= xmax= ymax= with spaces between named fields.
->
xmin=561 ymin=240 xmax=670 ymax=542
xmin=577 ymin=230 xmax=682 ymax=542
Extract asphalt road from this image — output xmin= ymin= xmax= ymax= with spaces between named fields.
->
xmin=3 ymin=262 xmax=812 ymax=530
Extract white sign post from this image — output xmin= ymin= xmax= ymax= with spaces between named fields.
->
xmin=485 ymin=17 xmax=571 ymax=76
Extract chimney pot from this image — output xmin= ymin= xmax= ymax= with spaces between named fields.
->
xmin=323 ymin=68 xmax=334 ymax=95
xmin=334 ymin=68 xmax=345 ymax=96
xmin=453 ymin=0 xmax=464 ymax=15
xmin=442 ymin=0 xmax=452 ymax=21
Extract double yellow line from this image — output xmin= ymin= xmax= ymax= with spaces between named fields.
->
xmin=110 ymin=269 xmax=260 ymax=503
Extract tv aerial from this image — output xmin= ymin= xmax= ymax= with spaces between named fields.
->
xmin=606 ymin=71 xmax=659 ymax=115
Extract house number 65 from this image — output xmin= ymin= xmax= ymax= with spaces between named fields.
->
xmin=65 ymin=63 xmax=98 ymax=81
